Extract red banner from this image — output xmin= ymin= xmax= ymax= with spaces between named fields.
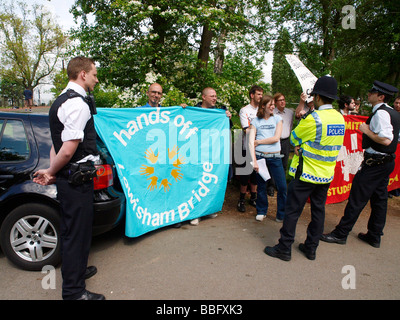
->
xmin=326 ymin=115 xmax=400 ymax=204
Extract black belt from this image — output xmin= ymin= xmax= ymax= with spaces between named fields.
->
xmin=255 ymin=151 xmax=284 ymax=159
xmin=57 ymin=161 xmax=97 ymax=185
xmin=363 ymin=152 xmax=395 ymax=167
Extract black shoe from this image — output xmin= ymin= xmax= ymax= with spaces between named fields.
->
xmin=267 ymin=187 xmax=274 ymax=196
xmin=264 ymin=245 xmax=291 ymax=261
xmin=358 ymin=232 xmax=380 ymax=248
xmin=75 ymin=290 xmax=105 ymax=300
xmin=320 ymin=232 xmax=347 ymax=244
xmin=298 ymin=243 xmax=316 ymax=260
xmin=84 ymin=266 xmax=97 ymax=279
xmin=237 ymin=200 xmax=245 ymax=212
xmin=248 ymin=198 xmax=257 ymax=207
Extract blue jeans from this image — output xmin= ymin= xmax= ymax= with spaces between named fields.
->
xmin=256 ymin=156 xmax=287 ymax=220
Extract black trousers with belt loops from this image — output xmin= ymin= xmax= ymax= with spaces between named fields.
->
xmin=332 ymin=158 xmax=395 ymax=242
xmin=278 ymin=177 xmax=330 ymax=252
xmin=56 ymin=177 xmax=94 ymax=300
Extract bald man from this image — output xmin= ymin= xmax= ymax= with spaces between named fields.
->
xmin=142 ymin=83 xmax=163 ymax=108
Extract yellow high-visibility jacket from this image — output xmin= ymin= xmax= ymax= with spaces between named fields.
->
xmin=289 ymin=107 xmax=345 ymax=184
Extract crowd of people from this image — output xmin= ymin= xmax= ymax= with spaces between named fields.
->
xmin=32 ymin=55 xmax=400 ymax=300
xmin=236 ymin=78 xmax=399 ymax=262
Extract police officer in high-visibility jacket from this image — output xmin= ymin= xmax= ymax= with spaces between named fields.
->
xmin=264 ymin=76 xmax=345 ymax=261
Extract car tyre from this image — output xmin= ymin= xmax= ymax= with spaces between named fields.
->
xmin=0 ymin=203 xmax=61 ymax=271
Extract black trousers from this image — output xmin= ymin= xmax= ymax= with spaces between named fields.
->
xmin=333 ymin=159 xmax=395 ymax=242
xmin=280 ymin=137 xmax=291 ymax=171
xmin=278 ymin=178 xmax=330 ymax=251
xmin=56 ymin=177 xmax=94 ymax=300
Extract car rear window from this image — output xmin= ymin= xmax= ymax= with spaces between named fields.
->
xmin=0 ymin=119 xmax=30 ymax=162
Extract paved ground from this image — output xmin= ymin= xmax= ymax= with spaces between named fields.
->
xmin=1 ymin=183 xmax=400 ymax=301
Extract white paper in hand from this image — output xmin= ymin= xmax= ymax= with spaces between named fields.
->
xmin=256 ymin=158 xmax=270 ymax=181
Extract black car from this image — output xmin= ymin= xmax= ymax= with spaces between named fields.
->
xmin=0 ymin=112 xmax=125 ymax=271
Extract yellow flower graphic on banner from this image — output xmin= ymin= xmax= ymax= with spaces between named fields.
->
xmin=139 ymin=146 xmax=185 ymax=192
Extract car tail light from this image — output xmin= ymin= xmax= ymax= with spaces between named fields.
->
xmin=93 ymin=164 xmax=113 ymax=190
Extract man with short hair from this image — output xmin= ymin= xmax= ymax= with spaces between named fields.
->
xmin=322 ymin=81 xmax=400 ymax=248
xmin=142 ymin=83 xmax=163 ymax=107
xmin=237 ymin=85 xmax=263 ymax=212
xmin=33 ymin=56 xmax=104 ymax=300
xmin=190 ymin=87 xmax=231 ymax=225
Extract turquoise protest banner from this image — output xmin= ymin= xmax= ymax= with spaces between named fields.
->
xmin=94 ymin=106 xmax=230 ymax=237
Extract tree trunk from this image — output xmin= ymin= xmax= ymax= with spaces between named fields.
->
xmin=198 ymin=23 xmax=213 ymax=68
xmin=213 ymin=29 xmax=227 ymax=74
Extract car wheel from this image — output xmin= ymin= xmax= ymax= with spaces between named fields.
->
xmin=0 ymin=203 xmax=61 ymax=271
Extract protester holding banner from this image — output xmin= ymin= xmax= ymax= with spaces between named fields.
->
xmin=389 ymin=96 xmax=400 ymax=197
xmin=248 ymin=94 xmax=287 ymax=222
xmin=322 ymin=81 xmax=400 ymax=249
xmin=295 ymin=92 xmax=314 ymax=119
xmin=264 ymin=76 xmax=345 ymax=261
xmin=33 ymin=56 xmax=104 ymax=300
xmin=141 ymin=83 xmax=163 ymax=108
xmin=194 ymin=87 xmax=232 ymax=118
xmin=190 ymin=87 xmax=231 ymax=226
xmin=237 ymin=85 xmax=264 ymax=212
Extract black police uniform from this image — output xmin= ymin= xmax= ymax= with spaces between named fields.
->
xmin=49 ymin=89 xmax=98 ymax=299
xmin=326 ymin=81 xmax=400 ymax=246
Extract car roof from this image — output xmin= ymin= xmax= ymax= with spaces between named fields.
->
xmin=0 ymin=112 xmax=48 ymax=124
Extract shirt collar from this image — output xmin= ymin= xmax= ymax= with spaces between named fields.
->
xmin=372 ymin=102 xmax=388 ymax=113
xmin=318 ymin=104 xmax=333 ymax=110
xmin=142 ymin=102 xmax=161 ymax=108
xmin=65 ymin=81 xmax=87 ymax=97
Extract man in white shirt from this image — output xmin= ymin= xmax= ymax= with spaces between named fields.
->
xmin=322 ymin=81 xmax=400 ymax=249
xmin=273 ymin=93 xmax=294 ymax=171
xmin=34 ymin=56 xmax=104 ymax=300
xmin=236 ymin=85 xmax=263 ymax=212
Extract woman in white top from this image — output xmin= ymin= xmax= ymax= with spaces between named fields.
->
xmin=248 ymin=95 xmax=287 ymax=222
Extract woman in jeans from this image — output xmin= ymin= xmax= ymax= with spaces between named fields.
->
xmin=248 ymin=95 xmax=287 ymax=222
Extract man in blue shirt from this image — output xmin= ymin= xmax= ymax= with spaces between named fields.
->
xmin=141 ymin=83 xmax=163 ymax=108
xmin=23 ymin=88 xmax=33 ymax=111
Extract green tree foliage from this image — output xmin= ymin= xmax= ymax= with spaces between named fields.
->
xmin=271 ymin=28 xmax=301 ymax=104
xmin=0 ymin=71 xmax=24 ymax=106
xmin=0 ymin=1 xmax=68 ymax=94
xmin=70 ymin=0 xmax=271 ymax=113
xmin=334 ymin=0 xmax=400 ymax=99
xmin=271 ymin=0 xmax=400 ymax=103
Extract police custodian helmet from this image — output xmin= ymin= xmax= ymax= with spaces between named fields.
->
xmin=310 ymin=75 xmax=339 ymax=100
